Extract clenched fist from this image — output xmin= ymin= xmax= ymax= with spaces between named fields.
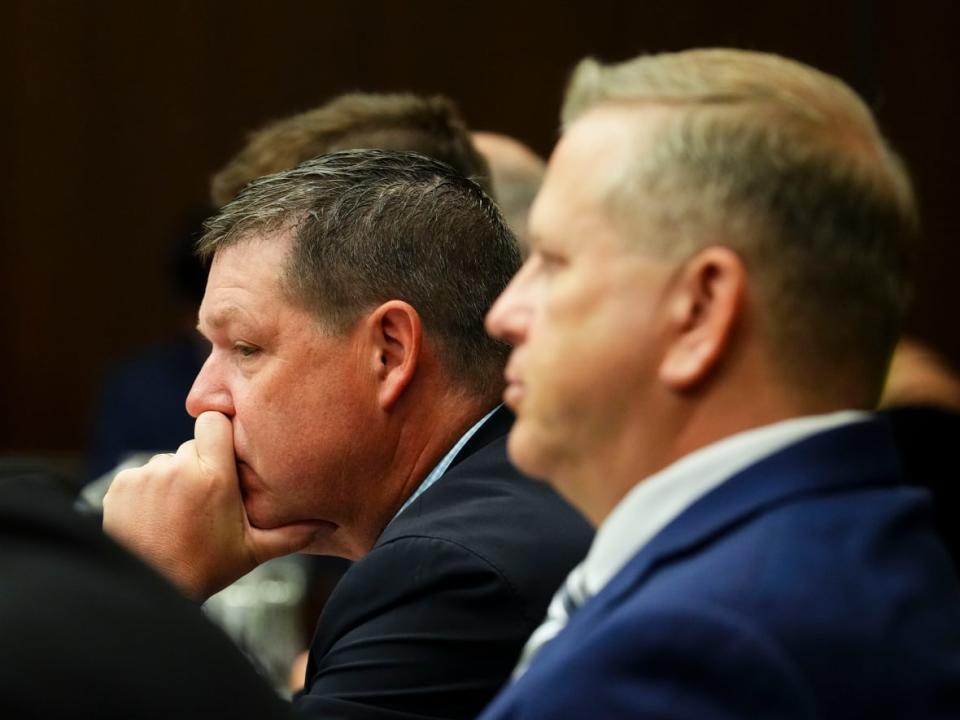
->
xmin=103 ymin=411 xmax=320 ymax=601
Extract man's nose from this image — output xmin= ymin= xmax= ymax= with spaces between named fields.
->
xmin=185 ymin=356 xmax=235 ymax=419
xmin=485 ymin=274 xmax=531 ymax=347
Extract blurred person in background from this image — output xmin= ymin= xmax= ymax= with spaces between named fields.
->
xmin=211 ymin=92 xmax=492 ymax=206
xmin=0 ymin=464 xmax=292 ymax=720
xmin=471 ymin=131 xmax=546 ymax=246
xmin=87 ymin=212 xmax=209 ymax=484
xmin=883 ymin=337 xmax=960 ymax=409
xmin=882 ymin=337 xmax=960 ymax=571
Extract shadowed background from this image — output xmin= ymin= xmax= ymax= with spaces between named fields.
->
xmin=1 ymin=0 xmax=956 ymax=462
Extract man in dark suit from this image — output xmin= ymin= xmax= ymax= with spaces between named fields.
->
xmin=102 ymin=150 xmax=592 ymax=719
xmin=482 ymin=48 xmax=960 ymax=718
xmin=0 ymin=465 xmax=292 ymax=719
xmin=297 ymin=405 xmax=589 ymax=717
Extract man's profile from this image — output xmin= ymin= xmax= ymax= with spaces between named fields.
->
xmin=480 ymin=48 xmax=960 ymax=718
xmin=202 ymin=90 xmax=505 ymax=687
xmin=104 ymin=150 xmax=592 ymax=720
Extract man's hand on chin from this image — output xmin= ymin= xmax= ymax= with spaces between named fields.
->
xmin=102 ymin=411 xmax=320 ymax=602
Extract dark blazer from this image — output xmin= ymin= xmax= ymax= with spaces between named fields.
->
xmin=0 ymin=467 xmax=292 ymax=720
xmin=886 ymin=405 xmax=960 ymax=572
xmin=296 ymin=407 xmax=593 ymax=719
xmin=480 ymin=416 xmax=960 ymax=719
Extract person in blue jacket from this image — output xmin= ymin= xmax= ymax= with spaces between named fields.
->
xmin=482 ymin=48 xmax=960 ymax=719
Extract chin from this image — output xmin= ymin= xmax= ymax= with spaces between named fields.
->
xmin=241 ymin=494 xmax=284 ymax=530
xmin=506 ymin=421 xmax=553 ymax=482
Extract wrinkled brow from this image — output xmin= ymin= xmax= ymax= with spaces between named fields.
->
xmin=196 ymin=306 xmax=248 ymax=336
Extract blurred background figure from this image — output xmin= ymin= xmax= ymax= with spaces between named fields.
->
xmin=1 ymin=464 xmax=293 ymax=720
xmin=86 ymin=211 xmax=210 ymax=483
xmin=84 ymin=90 xmax=503 ymax=695
xmin=883 ymin=337 xmax=960 ymax=409
xmin=211 ymin=92 xmax=492 ymax=206
xmin=471 ymin=131 xmax=546 ymax=245
xmin=882 ymin=336 xmax=960 ymax=572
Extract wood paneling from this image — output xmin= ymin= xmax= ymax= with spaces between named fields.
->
xmin=2 ymin=0 xmax=956 ymax=453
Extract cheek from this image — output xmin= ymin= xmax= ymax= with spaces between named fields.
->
xmin=506 ymin=421 xmax=548 ymax=479
xmin=230 ymin=387 xmax=287 ymax=466
xmin=524 ymin=298 xmax=647 ymax=433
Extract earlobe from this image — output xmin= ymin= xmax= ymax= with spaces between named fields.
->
xmin=659 ymin=247 xmax=745 ymax=391
xmin=367 ymin=301 xmax=422 ymax=410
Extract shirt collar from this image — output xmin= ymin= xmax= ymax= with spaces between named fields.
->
xmin=391 ymin=404 xmax=502 ymax=522
xmin=580 ymin=410 xmax=871 ymax=595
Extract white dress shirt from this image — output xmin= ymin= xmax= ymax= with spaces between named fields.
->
xmin=512 ymin=409 xmax=870 ymax=679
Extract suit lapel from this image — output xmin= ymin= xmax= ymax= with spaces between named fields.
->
xmin=586 ymin=416 xmax=903 ymax=613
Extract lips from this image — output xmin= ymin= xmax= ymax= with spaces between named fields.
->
xmin=504 ymin=381 xmax=524 ymax=409
xmin=503 ymin=362 xmax=525 ymax=409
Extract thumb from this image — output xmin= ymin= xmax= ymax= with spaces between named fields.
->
xmin=193 ymin=411 xmax=237 ymax=480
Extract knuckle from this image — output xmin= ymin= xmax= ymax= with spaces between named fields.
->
xmin=110 ymin=467 xmax=136 ymax=488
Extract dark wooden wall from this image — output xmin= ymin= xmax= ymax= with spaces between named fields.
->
xmin=2 ymin=0 xmax=957 ymax=455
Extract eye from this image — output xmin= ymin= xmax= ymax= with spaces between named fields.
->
xmin=233 ymin=343 xmax=260 ymax=358
xmin=538 ymin=249 xmax=566 ymax=273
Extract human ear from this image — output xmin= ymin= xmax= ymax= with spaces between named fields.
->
xmin=366 ymin=301 xmax=422 ymax=410
xmin=658 ymin=246 xmax=745 ymax=391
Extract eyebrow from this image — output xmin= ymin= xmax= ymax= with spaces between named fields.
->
xmin=196 ymin=306 xmax=247 ymax=336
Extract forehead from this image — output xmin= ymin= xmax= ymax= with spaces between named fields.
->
xmin=529 ymin=106 xmax=668 ymax=250
xmin=200 ymin=232 xmax=294 ymax=322
xmin=211 ymin=229 xmax=291 ymax=282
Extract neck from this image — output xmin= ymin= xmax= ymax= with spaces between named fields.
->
xmin=357 ymin=382 xmax=498 ymax=550
xmin=395 ymin=387 xmax=497 ymax=503
xmin=574 ymin=366 xmax=857 ymax=526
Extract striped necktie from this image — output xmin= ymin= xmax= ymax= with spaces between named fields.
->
xmin=512 ymin=562 xmax=590 ymax=679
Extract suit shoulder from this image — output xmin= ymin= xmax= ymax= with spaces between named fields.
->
xmin=388 ymin=432 xmax=591 ymax=548
xmin=484 ymin=601 xmax=816 ymax=720
xmin=380 ymin=433 xmax=592 ymax=615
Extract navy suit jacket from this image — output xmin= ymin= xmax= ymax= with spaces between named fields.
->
xmin=296 ymin=407 xmax=593 ymax=719
xmin=480 ymin=417 xmax=960 ymax=719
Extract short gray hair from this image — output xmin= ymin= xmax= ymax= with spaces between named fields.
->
xmin=563 ymin=49 xmax=918 ymax=403
xmin=199 ymin=149 xmax=521 ymax=399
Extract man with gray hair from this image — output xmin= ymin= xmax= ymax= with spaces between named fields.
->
xmin=480 ymin=49 xmax=960 ymax=718
xmin=103 ymin=150 xmax=591 ymax=719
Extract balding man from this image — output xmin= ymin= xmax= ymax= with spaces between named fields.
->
xmin=480 ymin=49 xmax=960 ymax=719
xmin=471 ymin=131 xmax=545 ymax=244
